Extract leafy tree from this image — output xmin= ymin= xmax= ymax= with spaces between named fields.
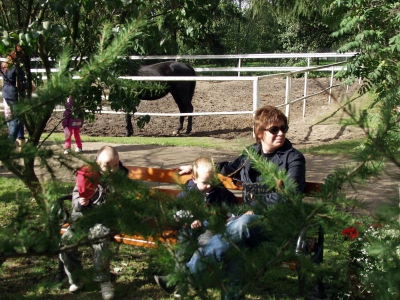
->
xmin=144 ymin=0 xmax=221 ymax=54
xmin=249 ymin=0 xmax=347 ymax=53
xmin=251 ymin=0 xmax=334 ymax=20
xmin=0 ymin=0 xmax=243 ymax=269
xmin=0 ymin=0 xmax=153 ymax=206
xmin=1 ymin=0 xmax=400 ymax=297
xmin=2 ymin=27 xmax=143 ymax=197
xmin=0 ymin=0 xmax=222 ymax=207
xmin=178 ymin=0 xmax=284 ymax=62
xmin=277 ymin=17 xmax=338 ymax=53
xmin=178 ymin=0 xmax=243 ymax=55
xmin=213 ymin=1 xmax=283 ymax=55
xmin=239 ymin=3 xmax=283 ymax=54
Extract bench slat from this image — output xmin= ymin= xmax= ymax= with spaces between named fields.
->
xmin=60 ymin=226 xmax=177 ymax=249
xmin=127 ymin=166 xmax=243 ymax=190
xmin=127 ymin=166 xmax=192 ymax=184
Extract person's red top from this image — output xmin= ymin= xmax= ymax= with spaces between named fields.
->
xmin=76 ymin=166 xmax=100 ymax=198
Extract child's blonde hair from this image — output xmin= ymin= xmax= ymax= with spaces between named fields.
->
xmin=192 ymin=157 xmax=215 ymax=179
xmin=96 ymin=145 xmax=119 ymax=162
xmin=96 ymin=145 xmax=120 ymax=173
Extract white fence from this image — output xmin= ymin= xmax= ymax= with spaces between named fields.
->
xmin=120 ymin=53 xmax=357 ymax=120
xmin=128 ymin=52 xmax=356 ymax=77
xmin=1 ymin=53 xmax=357 ymax=121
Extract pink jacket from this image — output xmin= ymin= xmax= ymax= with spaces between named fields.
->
xmin=62 ymin=97 xmax=84 ymax=128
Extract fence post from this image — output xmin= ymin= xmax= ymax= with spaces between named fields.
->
xmin=302 ymin=58 xmax=310 ymax=118
xmin=328 ymin=66 xmax=334 ymax=103
xmin=252 ymin=77 xmax=259 ymax=137
xmin=285 ymin=75 xmax=292 ymax=122
xmin=253 ymin=77 xmax=259 ymax=112
xmin=238 ymin=58 xmax=242 ymax=77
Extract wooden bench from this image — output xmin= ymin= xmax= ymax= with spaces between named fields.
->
xmin=53 ymin=166 xmax=325 ymax=297
xmin=126 ymin=165 xmax=323 ymax=202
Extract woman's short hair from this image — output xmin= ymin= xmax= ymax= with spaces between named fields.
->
xmin=253 ymin=105 xmax=288 ymax=143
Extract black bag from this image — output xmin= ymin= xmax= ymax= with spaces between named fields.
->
xmin=242 ymin=182 xmax=269 ymax=204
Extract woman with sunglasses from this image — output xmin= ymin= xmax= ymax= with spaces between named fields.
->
xmin=176 ymin=105 xmax=306 ymax=299
xmin=179 ymin=105 xmax=306 ymax=204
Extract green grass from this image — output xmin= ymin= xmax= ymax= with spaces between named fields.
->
xmin=301 ymin=138 xmax=367 ymax=155
xmin=0 ymin=178 xmax=32 ymax=227
xmin=44 ymin=131 xmax=373 ymax=157
xmin=44 ymin=132 xmax=252 ymax=152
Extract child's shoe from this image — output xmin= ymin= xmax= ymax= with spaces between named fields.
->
xmin=75 ymin=148 xmax=83 ymax=153
xmin=69 ymin=282 xmax=83 ymax=293
xmin=174 ymin=291 xmax=181 ymax=299
xmin=64 ymin=148 xmax=71 ymax=154
xmin=154 ymin=275 xmax=175 ymax=294
xmin=16 ymin=139 xmax=25 ymax=147
xmin=100 ymin=281 xmax=114 ymax=300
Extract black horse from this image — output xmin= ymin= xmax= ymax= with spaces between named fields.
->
xmin=125 ymin=61 xmax=196 ymax=136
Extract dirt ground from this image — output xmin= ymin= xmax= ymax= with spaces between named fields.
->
xmin=39 ymin=77 xmax=400 ymax=213
xmin=47 ymin=77 xmax=364 ymax=143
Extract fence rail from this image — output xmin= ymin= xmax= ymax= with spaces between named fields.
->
xmin=1 ymin=53 xmax=357 ymax=124
xmin=118 ymin=60 xmax=351 ymax=120
xmin=128 ymin=52 xmax=357 ymax=60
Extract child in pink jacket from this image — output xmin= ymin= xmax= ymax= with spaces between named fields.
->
xmin=62 ymin=96 xmax=84 ymax=154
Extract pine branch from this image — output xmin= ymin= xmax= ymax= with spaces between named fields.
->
xmin=0 ymin=231 xmax=116 ymax=261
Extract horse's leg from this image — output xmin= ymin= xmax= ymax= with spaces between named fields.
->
xmin=125 ymin=113 xmax=133 ymax=137
xmin=184 ymin=80 xmax=195 ymax=134
xmin=175 ymin=116 xmax=184 ymax=134
xmin=171 ymin=93 xmax=185 ymax=135
xmin=174 ymin=102 xmax=193 ymax=135
xmin=186 ymin=116 xmax=193 ymax=134
xmin=171 ymin=82 xmax=194 ymax=135
xmin=181 ymin=86 xmax=194 ymax=134
xmin=185 ymin=102 xmax=194 ymax=134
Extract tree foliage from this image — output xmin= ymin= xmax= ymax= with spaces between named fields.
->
xmin=0 ymin=0 xmax=151 ymax=206
xmin=1 ymin=0 xmax=400 ymax=297
xmin=330 ymin=0 xmax=400 ymax=296
xmin=249 ymin=0 xmax=348 ymax=53
xmin=0 ymin=0 xmax=224 ymax=207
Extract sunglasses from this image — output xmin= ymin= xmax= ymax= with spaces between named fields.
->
xmin=265 ymin=125 xmax=289 ymax=134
